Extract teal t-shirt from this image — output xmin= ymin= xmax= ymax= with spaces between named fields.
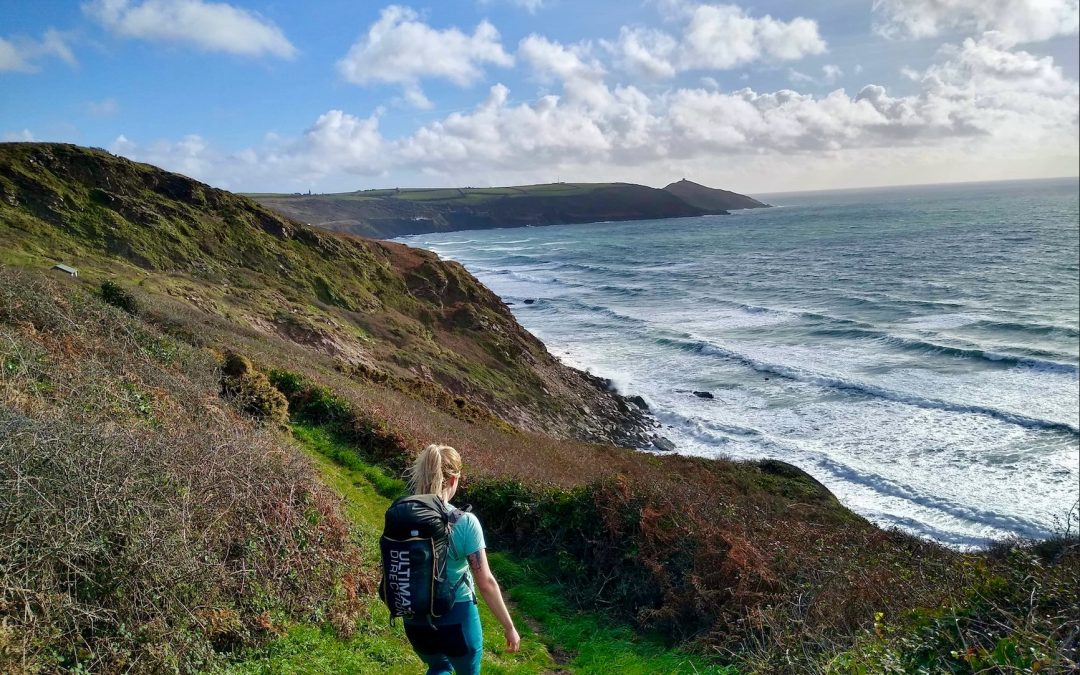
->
xmin=446 ymin=505 xmax=485 ymax=604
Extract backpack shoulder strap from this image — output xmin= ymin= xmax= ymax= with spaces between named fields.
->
xmin=446 ymin=504 xmax=474 ymax=554
xmin=447 ymin=503 xmax=472 ymax=525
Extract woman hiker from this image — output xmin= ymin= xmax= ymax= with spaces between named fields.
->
xmin=403 ymin=444 xmax=520 ymax=674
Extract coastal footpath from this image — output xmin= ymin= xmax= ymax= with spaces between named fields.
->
xmin=0 ymin=143 xmax=1076 ymax=673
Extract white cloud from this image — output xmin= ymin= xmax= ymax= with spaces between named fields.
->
xmin=110 ymin=108 xmax=392 ymax=190
xmin=518 ymin=35 xmax=615 ymax=108
xmin=0 ymin=38 xmax=26 ymax=72
xmin=84 ymin=97 xmax=120 ymax=116
xmin=300 ymin=109 xmax=386 ymax=175
xmin=84 ymin=0 xmax=296 ymax=58
xmin=873 ymin=0 xmax=1079 ymax=43
xmin=0 ymin=29 xmax=76 ymax=72
xmin=480 ymin=0 xmax=546 ymax=13
xmin=922 ymin=31 xmax=1077 ymax=98
xmin=605 ymin=3 xmax=826 ymax=78
xmin=391 ymin=33 xmax=1076 ymax=177
xmin=41 ymin=29 xmax=77 ymax=66
xmin=2 ymin=129 xmax=36 ymax=142
xmin=110 ymin=133 xmax=218 ymax=179
xmin=789 ymin=64 xmax=845 ymax=86
xmin=109 ymin=33 xmax=1078 ymax=193
xmin=338 ymin=6 xmax=513 ymax=108
xmin=681 ymin=4 xmax=827 ymax=68
xmin=604 ymin=26 xmax=677 ymax=79
xmin=788 ymin=68 xmax=815 ymax=85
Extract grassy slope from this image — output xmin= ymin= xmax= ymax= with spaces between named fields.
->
xmin=0 ymin=142 xmax=644 ymax=447
xmin=226 ymin=424 xmax=728 ymax=675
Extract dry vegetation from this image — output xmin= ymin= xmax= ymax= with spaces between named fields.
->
xmin=0 ymin=270 xmax=365 ymax=673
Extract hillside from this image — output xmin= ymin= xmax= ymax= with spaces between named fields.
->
xmin=249 ymin=182 xmax=723 ymax=238
xmin=1 ymin=143 xmax=1077 ymax=673
xmin=0 ymin=142 xmax=650 ymax=447
xmin=663 ymin=178 xmax=770 ymax=210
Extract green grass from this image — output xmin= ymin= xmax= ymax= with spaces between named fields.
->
xmin=292 ymin=424 xmax=405 ymax=505
xmin=224 ymin=424 xmax=555 ymax=674
xmin=225 ymin=424 xmax=736 ymax=674
xmin=490 ymin=553 xmax=737 ymax=675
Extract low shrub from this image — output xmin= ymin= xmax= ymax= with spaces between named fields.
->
xmin=221 ymin=351 xmax=289 ymax=426
xmin=268 ymin=368 xmax=411 ymax=472
xmin=100 ymin=279 xmax=139 ymax=314
xmin=266 ymin=367 xmax=307 ymax=398
xmin=460 ymin=474 xmax=782 ymax=643
xmin=828 ymin=541 xmax=1080 ymax=673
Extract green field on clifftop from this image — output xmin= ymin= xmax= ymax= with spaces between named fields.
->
xmin=247 ymin=182 xmax=619 ymax=202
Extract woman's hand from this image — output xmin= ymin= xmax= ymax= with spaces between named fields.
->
xmin=505 ymin=626 xmax=521 ymax=653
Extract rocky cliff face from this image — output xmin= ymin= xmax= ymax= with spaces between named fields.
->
xmin=0 ymin=142 xmax=652 ymax=446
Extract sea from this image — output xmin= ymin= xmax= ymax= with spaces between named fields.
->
xmin=396 ymin=177 xmax=1080 ymax=548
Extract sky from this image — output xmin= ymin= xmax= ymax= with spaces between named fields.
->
xmin=1 ymin=0 xmax=1078 ymax=194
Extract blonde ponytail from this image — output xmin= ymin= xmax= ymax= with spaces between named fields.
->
xmin=407 ymin=444 xmax=462 ymax=499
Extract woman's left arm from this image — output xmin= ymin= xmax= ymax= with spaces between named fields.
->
xmin=469 ymin=548 xmax=520 ymax=652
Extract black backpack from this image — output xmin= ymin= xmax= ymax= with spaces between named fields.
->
xmin=378 ymin=494 xmax=471 ymax=621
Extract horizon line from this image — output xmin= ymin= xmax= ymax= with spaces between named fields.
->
xmin=752 ymin=174 xmax=1079 ymax=198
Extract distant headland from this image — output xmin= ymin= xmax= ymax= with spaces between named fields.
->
xmin=248 ymin=179 xmax=769 ymax=239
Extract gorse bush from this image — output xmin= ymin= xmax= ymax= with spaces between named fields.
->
xmin=460 ymin=478 xmax=659 ymax=613
xmin=266 ymin=367 xmax=307 ymax=398
xmin=0 ymin=269 xmax=362 ymax=673
xmin=828 ymin=541 xmax=1080 ymax=673
xmin=220 ymin=351 xmax=289 ymax=426
xmin=99 ymin=278 xmax=139 ymax=314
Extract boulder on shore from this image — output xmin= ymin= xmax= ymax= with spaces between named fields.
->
xmin=627 ymin=395 xmax=649 ymax=410
xmin=652 ymin=435 xmax=676 ymax=452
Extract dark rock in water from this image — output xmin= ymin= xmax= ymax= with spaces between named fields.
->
xmin=523 ymin=298 xmax=536 ymax=305
xmin=652 ymin=436 xmax=676 ymax=452
xmin=627 ymin=395 xmax=649 ymax=410
xmin=600 ymin=377 xmax=617 ymax=392
xmin=692 ymin=391 xmax=714 ymax=399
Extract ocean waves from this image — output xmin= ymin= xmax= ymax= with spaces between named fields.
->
xmin=399 ymin=179 xmax=1080 ymax=546
xmin=804 ymin=326 xmax=1079 ymax=373
xmin=648 ymin=407 xmax=1057 ymax=546
xmin=655 ymin=334 xmax=1079 ymax=436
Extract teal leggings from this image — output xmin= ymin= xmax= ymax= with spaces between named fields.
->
xmin=404 ymin=600 xmax=483 ymax=674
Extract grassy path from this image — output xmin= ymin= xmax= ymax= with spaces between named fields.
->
xmin=222 ymin=425 xmax=733 ymax=674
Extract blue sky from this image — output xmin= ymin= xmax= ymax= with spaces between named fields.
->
xmin=2 ymin=0 xmax=1078 ymax=193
